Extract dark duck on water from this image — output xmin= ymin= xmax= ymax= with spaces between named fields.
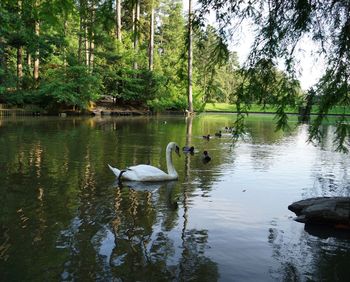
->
xmin=203 ymin=134 xmax=210 ymax=140
xmin=202 ymin=150 xmax=211 ymax=163
xmin=183 ymin=146 xmax=195 ymax=153
xmin=215 ymin=131 xmax=222 ymax=137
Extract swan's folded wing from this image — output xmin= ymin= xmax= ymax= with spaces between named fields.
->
xmin=128 ymin=164 xmax=166 ymax=175
xmin=127 ymin=164 xmax=168 ymax=181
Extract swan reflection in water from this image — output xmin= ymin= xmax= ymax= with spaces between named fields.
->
xmin=113 ymin=178 xmax=177 ymax=195
xmin=108 ymin=179 xmax=218 ymax=281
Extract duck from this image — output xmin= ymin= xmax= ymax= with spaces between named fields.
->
xmin=182 ymin=146 xmax=195 ymax=153
xmin=202 ymin=150 xmax=211 ymax=163
xmin=215 ymin=131 xmax=222 ymax=137
xmin=108 ymin=142 xmax=180 ymax=182
xmin=202 ymin=134 xmax=210 ymax=140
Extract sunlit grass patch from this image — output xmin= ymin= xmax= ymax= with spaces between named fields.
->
xmin=204 ymin=103 xmax=350 ymax=115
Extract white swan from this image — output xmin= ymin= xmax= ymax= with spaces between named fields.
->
xmin=108 ymin=142 xmax=180 ymax=182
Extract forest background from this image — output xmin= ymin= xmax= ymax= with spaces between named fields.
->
xmin=1 ymin=0 xmax=349 ymax=151
xmin=0 ymin=0 xmax=303 ymax=112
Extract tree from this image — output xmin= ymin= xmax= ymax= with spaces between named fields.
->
xmin=197 ymin=0 xmax=350 ymax=152
xmin=115 ymin=0 xmax=122 ymax=41
xmin=187 ymin=0 xmax=193 ymax=113
xmin=147 ymin=0 xmax=187 ymax=111
xmin=193 ymin=25 xmax=231 ymax=105
xmin=133 ymin=0 xmax=140 ymax=70
xmin=16 ymin=1 xmax=23 ymax=88
xmin=148 ymin=0 xmax=154 ymax=71
xmin=33 ymin=0 xmax=40 ymax=82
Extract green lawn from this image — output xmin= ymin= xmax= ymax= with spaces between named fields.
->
xmin=203 ymin=103 xmax=350 ymax=115
xmin=203 ymin=103 xmax=297 ymax=113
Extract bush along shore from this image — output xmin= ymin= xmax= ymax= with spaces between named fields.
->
xmin=0 ymin=96 xmax=183 ymax=117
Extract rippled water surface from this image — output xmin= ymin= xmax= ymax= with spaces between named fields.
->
xmin=0 ymin=114 xmax=349 ymax=281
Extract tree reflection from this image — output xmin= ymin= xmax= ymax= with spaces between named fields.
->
xmin=245 ymin=118 xmax=300 ymax=171
xmin=179 ymin=229 xmax=219 ymax=281
xmin=268 ymin=220 xmax=350 ymax=281
xmin=0 ymin=116 xmax=228 ymax=281
xmin=107 ymin=176 xmax=219 ymax=281
xmin=304 ymin=142 xmax=350 ymax=198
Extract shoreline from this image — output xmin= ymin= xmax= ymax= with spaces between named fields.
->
xmin=1 ymin=102 xmax=350 ymax=118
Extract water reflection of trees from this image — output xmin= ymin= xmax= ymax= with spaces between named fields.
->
xmin=268 ymin=220 xmax=350 ymax=281
xmin=107 ymin=180 xmax=218 ymax=281
xmin=245 ymin=118 xmax=300 ymax=171
xmin=303 ymin=127 xmax=350 ymax=198
xmin=2 ymin=115 xmax=312 ymax=280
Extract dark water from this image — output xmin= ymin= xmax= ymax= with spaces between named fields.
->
xmin=0 ymin=114 xmax=349 ymax=281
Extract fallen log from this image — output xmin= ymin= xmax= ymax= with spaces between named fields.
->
xmin=288 ymin=197 xmax=350 ymax=229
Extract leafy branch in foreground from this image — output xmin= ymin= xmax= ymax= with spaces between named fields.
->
xmin=198 ymin=0 xmax=350 ymax=152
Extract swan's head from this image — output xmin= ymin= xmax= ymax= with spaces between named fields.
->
xmin=168 ymin=142 xmax=180 ymax=157
xmin=174 ymin=144 xmax=180 ymax=157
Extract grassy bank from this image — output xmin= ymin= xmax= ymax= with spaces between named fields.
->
xmin=204 ymin=103 xmax=350 ymax=115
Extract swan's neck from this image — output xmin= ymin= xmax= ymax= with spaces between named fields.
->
xmin=166 ymin=144 xmax=177 ymax=177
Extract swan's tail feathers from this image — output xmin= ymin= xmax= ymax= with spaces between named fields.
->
xmin=108 ymin=164 xmax=121 ymax=177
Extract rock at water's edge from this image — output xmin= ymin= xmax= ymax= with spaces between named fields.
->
xmin=288 ymin=197 xmax=350 ymax=228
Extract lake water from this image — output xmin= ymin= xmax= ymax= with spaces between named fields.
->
xmin=0 ymin=114 xmax=349 ymax=281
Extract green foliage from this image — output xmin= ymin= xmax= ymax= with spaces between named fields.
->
xmin=5 ymin=0 xmax=345 ymax=151
xmin=148 ymin=81 xmax=188 ymax=111
xmin=236 ymin=59 xmax=303 ymax=130
xmin=1 ymin=0 xmax=241 ymax=113
xmin=116 ymin=68 xmax=157 ymax=102
xmin=192 ymin=24 xmax=250 ymax=111
xmin=39 ymin=66 xmax=101 ymax=109
xmin=198 ymin=0 xmax=350 ymax=152
xmin=147 ymin=0 xmax=187 ymax=110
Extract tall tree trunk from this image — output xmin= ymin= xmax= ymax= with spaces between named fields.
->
xmin=27 ymin=51 xmax=32 ymax=74
xmin=17 ymin=1 xmax=23 ymax=87
xmin=78 ymin=0 xmax=86 ymax=65
xmin=78 ymin=8 xmax=83 ymax=63
xmin=136 ymin=1 xmax=140 ymax=47
xmin=132 ymin=5 xmax=135 ymax=34
xmin=187 ymin=0 xmax=193 ymax=113
xmin=148 ymin=4 xmax=154 ymax=71
xmin=0 ymin=40 xmax=6 ymax=85
xmin=133 ymin=0 xmax=140 ymax=70
xmin=85 ymin=25 xmax=89 ymax=67
xmin=33 ymin=14 xmax=40 ymax=81
xmin=115 ymin=0 xmax=122 ymax=41
xmin=63 ymin=18 xmax=67 ymax=67
xmin=17 ymin=47 xmax=23 ymax=87
xmin=89 ymin=37 xmax=94 ymax=69
xmin=88 ymin=2 xmax=95 ymax=69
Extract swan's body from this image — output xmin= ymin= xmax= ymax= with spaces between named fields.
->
xmin=108 ymin=142 xmax=180 ymax=182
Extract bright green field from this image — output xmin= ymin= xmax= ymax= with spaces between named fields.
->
xmin=204 ymin=103 xmax=350 ymax=115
